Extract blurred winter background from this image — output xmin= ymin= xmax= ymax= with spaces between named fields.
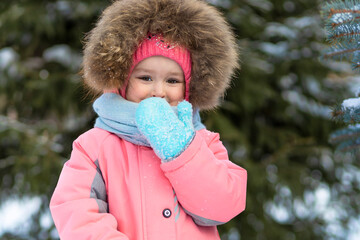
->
xmin=1 ymin=0 xmax=360 ymax=239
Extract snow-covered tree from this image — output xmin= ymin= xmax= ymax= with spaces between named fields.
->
xmin=321 ymin=0 xmax=360 ymax=152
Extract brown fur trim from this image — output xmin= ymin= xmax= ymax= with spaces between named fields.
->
xmin=82 ymin=0 xmax=239 ymax=110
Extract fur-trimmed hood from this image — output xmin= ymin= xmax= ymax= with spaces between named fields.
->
xmin=82 ymin=0 xmax=239 ymax=110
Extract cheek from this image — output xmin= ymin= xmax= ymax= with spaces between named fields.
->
xmin=168 ymin=85 xmax=185 ymax=103
xmin=126 ymin=81 xmax=148 ymax=102
xmin=177 ymin=84 xmax=186 ymax=98
xmin=175 ymin=89 xmax=185 ymax=99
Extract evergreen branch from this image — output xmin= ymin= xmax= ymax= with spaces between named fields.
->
xmin=331 ymin=104 xmax=345 ymax=120
xmin=351 ymin=51 xmax=360 ymax=69
xmin=328 ymin=16 xmax=360 ymax=29
xmin=321 ymin=0 xmax=360 ymax=45
xmin=323 ymin=11 xmax=360 ymax=29
xmin=330 ymin=130 xmax=360 ymax=151
xmin=321 ymin=45 xmax=360 ymax=60
xmin=329 ymin=124 xmax=360 ymax=144
xmin=327 ymin=8 xmax=360 ymax=19
xmin=322 ymin=0 xmax=360 ymax=153
xmin=329 ymin=124 xmax=360 ymax=152
xmin=322 ymin=0 xmax=360 ymax=18
xmin=321 ymin=40 xmax=360 ymax=70
xmin=331 ymin=98 xmax=360 ymax=124
xmin=326 ymin=23 xmax=360 ymax=43
xmin=335 ymin=139 xmax=360 ymax=152
xmin=352 ymin=62 xmax=360 ymax=69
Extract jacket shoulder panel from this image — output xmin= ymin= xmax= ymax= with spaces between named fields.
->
xmin=74 ymin=128 xmax=117 ymax=162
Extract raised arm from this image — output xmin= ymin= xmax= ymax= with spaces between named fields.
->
xmin=135 ymin=97 xmax=247 ymax=226
xmin=161 ymin=129 xmax=247 ymax=226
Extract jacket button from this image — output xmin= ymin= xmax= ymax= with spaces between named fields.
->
xmin=163 ymin=208 xmax=172 ymax=218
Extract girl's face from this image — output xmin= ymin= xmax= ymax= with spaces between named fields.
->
xmin=126 ymin=56 xmax=185 ymax=106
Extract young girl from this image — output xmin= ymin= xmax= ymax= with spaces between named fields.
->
xmin=50 ymin=0 xmax=247 ymax=239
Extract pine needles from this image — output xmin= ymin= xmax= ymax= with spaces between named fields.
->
xmin=321 ymin=0 xmax=360 ymax=152
xmin=321 ymin=0 xmax=360 ymax=69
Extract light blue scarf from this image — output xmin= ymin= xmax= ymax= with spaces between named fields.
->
xmin=93 ymin=93 xmax=205 ymax=147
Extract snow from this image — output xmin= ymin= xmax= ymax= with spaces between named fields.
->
xmin=0 ymin=197 xmax=41 ymax=235
xmin=346 ymin=76 xmax=360 ymax=96
xmin=0 ymin=47 xmax=18 ymax=69
xmin=259 ymin=42 xmax=289 ymax=58
xmin=349 ymin=217 xmax=360 ymax=240
xmin=43 ymin=44 xmax=81 ymax=69
xmin=286 ymin=16 xmax=318 ymax=29
xmin=0 ymin=197 xmax=59 ymax=239
xmin=331 ymin=12 xmax=353 ymax=24
xmin=282 ymin=90 xmax=332 ymax=119
xmin=266 ymin=183 xmax=358 ymax=239
xmin=304 ymin=77 xmax=321 ymax=95
xmin=264 ymin=23 xmax=297 ymax=39
xmin=342 ymin=97 xmax=360 ymax=109
xmin=313 ymin=185 xmax=330 ymax=214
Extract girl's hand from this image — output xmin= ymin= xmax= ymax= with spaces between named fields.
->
xmin=135 ymin=97 xmax=195 ymax=161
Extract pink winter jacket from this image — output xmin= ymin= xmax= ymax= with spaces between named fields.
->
xmin=50 ymin=127 xmax=247 ymax=239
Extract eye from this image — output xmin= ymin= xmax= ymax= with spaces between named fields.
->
xmin=167 ymin=78 xmax=181 ymax=84
xmin=138 ymin=76 xmax=152 ymax=81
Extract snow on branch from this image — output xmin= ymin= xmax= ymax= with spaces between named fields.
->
xmin=332 ymin=97 xmax=360 ymax=123
xmin=321 ymin=0 xmax=360 ymax=70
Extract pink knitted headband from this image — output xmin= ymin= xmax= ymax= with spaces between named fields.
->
xmin=120 ymin=33 xmax=192 ymax=100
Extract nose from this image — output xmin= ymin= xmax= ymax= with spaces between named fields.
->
xmin=152 ymin=81 xmax=165 ymax=98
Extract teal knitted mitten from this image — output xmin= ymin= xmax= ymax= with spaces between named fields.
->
xmin=135 ymin=97 xmax=195 ymax=162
